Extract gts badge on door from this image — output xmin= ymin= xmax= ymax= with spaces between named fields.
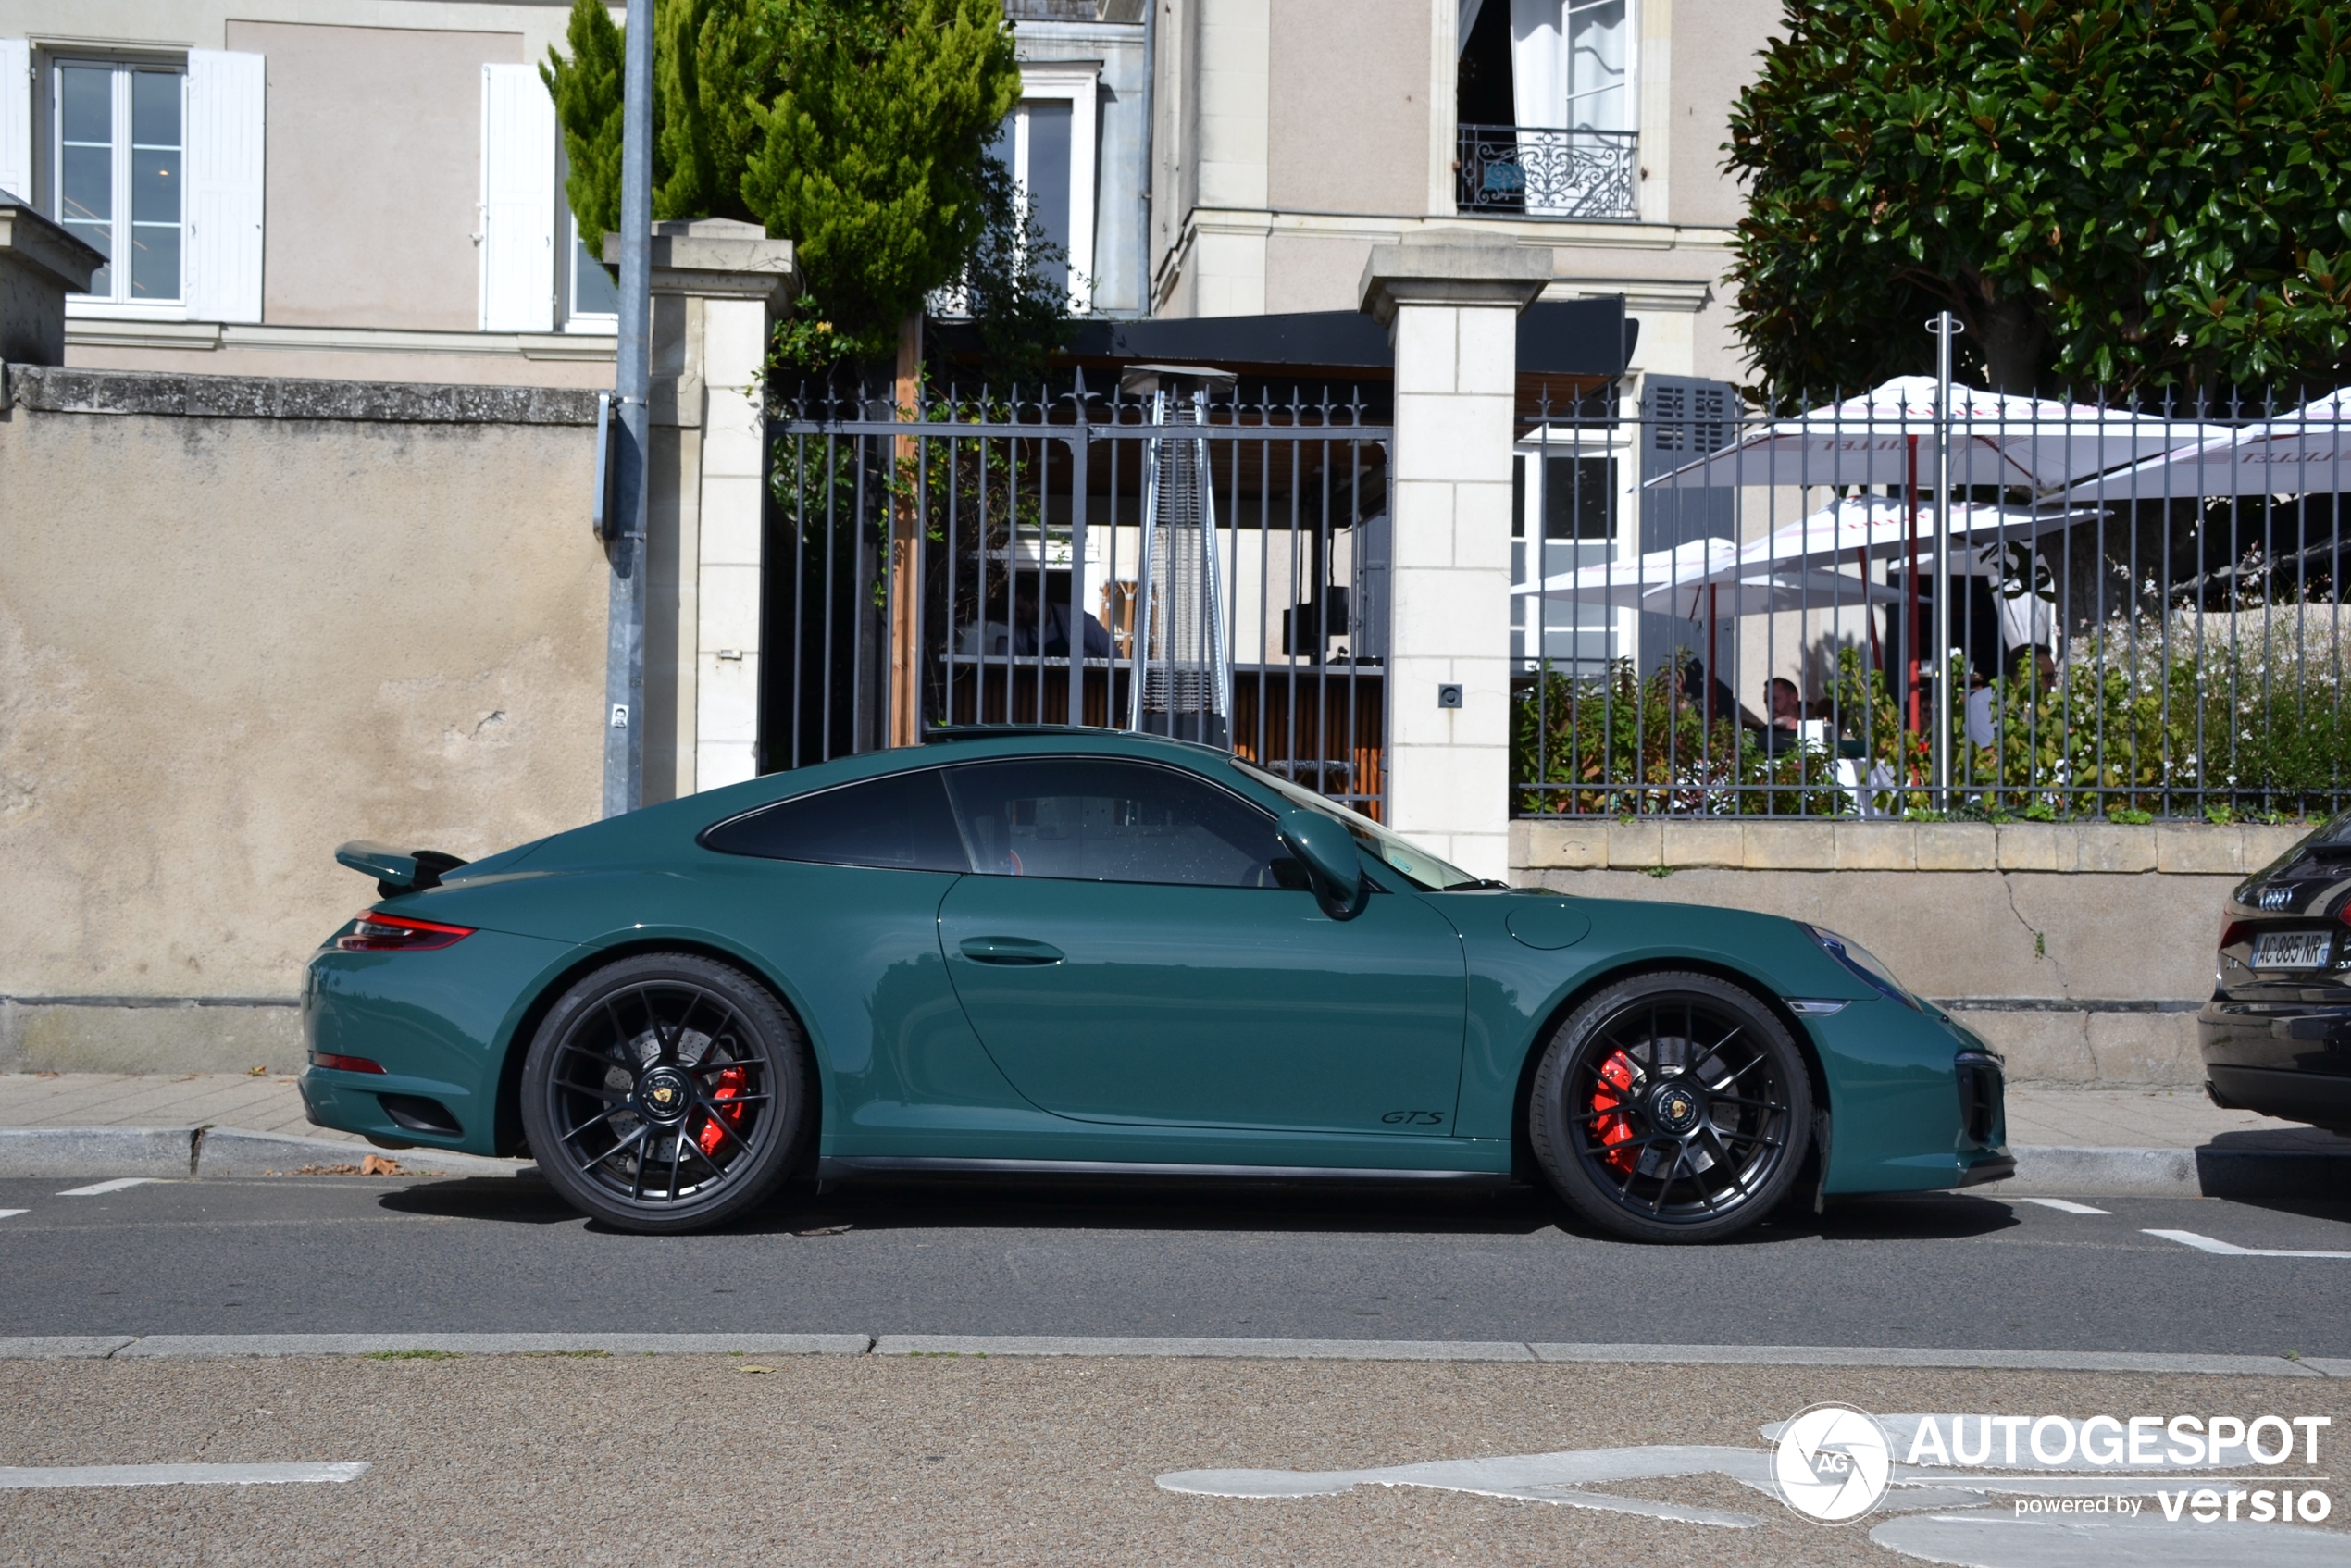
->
xmin=1381 ymin=1110 xmax=1447 ymax=1126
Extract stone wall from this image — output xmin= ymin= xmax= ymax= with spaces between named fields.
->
xmin=0 ymin=366 xmax=607 ymax=1073
xmin=1511 ymin=819 xmax=2312 ymax=1086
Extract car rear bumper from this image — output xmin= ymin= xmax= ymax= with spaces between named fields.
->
xmin=2200 ymin=997 xmax=2351 ymax=1131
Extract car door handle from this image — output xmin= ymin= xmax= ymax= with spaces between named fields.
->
xmin=959 ymin=936 xmax=1064 ymax=965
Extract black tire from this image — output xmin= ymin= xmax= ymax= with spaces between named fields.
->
xmin=1529 ymin=971 xmax=1812 ymax=1244
xmin=520 ymin=952 xmax=808 ymax=1234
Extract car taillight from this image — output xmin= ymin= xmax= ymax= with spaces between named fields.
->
xmin=309 ymin=1052 xmax=386 ymax=1074
xmin=335 ymin=912 xmax=475 ymax=952
xmin=2220 ymin=920 xmax=2248 ymax=951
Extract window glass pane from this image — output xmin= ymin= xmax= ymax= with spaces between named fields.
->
xmin=1544 ymin=455 xmax=1616 ymax=540
xmin=130 ymin=219 xmax=179 ymax=300
xmin=943 ymin=758 xmax=1291 ymax=888
xmin=1564 ymin=0 xmax=1632 ymax=132
xmin=702 ymin=769 xmax=968 ymax=872
xmin=131 ymin=69 xmax=180 ymax=150
xmin=58 ymin=66 xmax=114 ymax=295
xmin=572 ymin=235 xmax=618 ymax=317
xmin=1023 ymin=101 xmax=1072 ymax=293
xmin=59 ymin=65 xmax=111 ymax=144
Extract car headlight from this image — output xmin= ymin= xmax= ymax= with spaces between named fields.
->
xmin=1801 ymin=924 xmax=1920 ymax=1010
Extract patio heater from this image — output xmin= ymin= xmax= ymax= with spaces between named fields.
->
xmin=1125 ymin=367 xmax=1236 ymax=749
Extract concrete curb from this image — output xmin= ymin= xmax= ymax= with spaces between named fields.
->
xmin=0 ymin=1334 xmax=2335 ymax=1376
xmin=1994 ymin=1142 xmax=2351 ymax=1198
xmin=0 ymin=1126 xmax=527 ymax=1180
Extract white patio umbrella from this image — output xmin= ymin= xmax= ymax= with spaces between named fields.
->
xmin=1643 ymin=377 xmax=2222 ymax=496
xmin=2059 ymin=388 xmax=2351 ymax=500
xmin=1728 ymin=498 xmax=2105 ymax=575
xmin=1511 ymin=538 xmax=1744 ymax=607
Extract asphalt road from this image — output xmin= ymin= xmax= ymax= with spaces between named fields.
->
xmin=3 ymin=1175 xmax=2350 ymax=1355
xmin=4 ymin=1356 xmax=2347 ymax=1568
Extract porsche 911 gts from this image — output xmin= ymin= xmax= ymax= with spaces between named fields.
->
xmin=301 ymin=729 xmax=2012 ymax=1239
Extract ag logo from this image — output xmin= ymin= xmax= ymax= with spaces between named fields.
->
xmin=1772 ymin=1403 xmax=1891 ymax=1523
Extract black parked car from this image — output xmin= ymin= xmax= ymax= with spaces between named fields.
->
xmin=2203 ymin=812 xmax=2351 ymax=1132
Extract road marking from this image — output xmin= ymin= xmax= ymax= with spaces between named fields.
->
xmin=56 ymin=1178 xmax=159 ymax=1197
xmin=0 ymin=1210 xmax=25 ymax=1221
xmin=0 ymin=1462 xmax=368 ymax=1489
xmin=2017 ymin=1198 xmax=2109 ymax=1215
xmin=2145 ymin=1228 xmax=2351 ymax=1259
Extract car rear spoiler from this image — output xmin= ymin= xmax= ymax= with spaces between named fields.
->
xmin=336 ymin=841 xmax=471 ymax=900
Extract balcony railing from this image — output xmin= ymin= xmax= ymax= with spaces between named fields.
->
xmin=1457 ymin=126 xmax=1638 ymax=220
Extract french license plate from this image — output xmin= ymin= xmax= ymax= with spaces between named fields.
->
xmin=2252 ymin=931 xmax=2333 ymax=970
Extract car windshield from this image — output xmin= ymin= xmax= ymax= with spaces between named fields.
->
xmin=1230 ymin=758 xmax=1483 ymax=891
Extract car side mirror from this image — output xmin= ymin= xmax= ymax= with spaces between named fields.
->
xmin=1277 ymin=809 xmax=1368 ymax=921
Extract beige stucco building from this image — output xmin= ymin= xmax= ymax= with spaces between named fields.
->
xmin=0 ymin=0 xmax=617 ymax=387
xmin=1145 ymin=0 xmax=1773 ymax=389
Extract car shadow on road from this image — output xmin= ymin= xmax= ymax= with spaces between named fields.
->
xmin=378 ymin=1175 xmax=2021 ymax=1244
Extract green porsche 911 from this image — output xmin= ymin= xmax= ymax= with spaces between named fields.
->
xmin=301 ymin=728 xmax=2012 ymax=1240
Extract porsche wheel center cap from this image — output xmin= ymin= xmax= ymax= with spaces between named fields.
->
xmin=1650 ymin=1082 xmax=1704 ymax=1135
xmin=639 ymin=1068 xmax=692 ymax=1123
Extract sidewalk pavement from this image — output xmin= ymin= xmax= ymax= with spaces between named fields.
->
xmin=0 ymin=1073 xmax=2345 ymax=1194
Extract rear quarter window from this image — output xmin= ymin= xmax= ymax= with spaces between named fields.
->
xmin=701 ymin=768 xmax=969 ymax=873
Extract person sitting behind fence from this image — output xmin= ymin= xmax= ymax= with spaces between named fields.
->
xmin=1000 ymin=580 xmax=1114 ymax=658
xmin=1758 ymin=677 xmax=1807 ymax=755
xmin=1967 ymin=644 xmax=2059 ymax=747
xmin=1678 ymin=653 xmax=1767 ymax=736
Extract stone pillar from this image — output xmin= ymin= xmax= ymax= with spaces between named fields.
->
xmin=608 ymin=219 xmax=797 ymax=801
xmin=1359 ymin=230 xmax=1550 ymax=880
xmin=0 ymin=201 xmax=103 ymax=394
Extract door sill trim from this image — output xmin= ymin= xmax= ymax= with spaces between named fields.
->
xmin=816 ymin=1156 xmax=1516 ymax=1186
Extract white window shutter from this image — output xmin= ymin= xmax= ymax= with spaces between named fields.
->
xmin=0 ymin=40 xmax=31 ymax=204
xmin=479 ymin=64 xmax=555 ymax=332
xmin=185 ymin=50 xmax=266 ymax=323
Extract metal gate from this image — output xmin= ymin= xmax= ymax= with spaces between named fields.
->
xmin=765 ymin=377 xmax=1396 ymax=818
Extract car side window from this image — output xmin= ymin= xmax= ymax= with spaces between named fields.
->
xmin=701 ymin=768 xmax=969 ymax=873
xmin=941 ymin=758 xmax=1305 ymax=890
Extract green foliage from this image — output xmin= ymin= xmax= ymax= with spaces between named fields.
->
xmin=1727 ymin=0 xmax=2351 ymax=400
xmin=1512 ymin=628 xmax=2349 ymax=822
xmin=542 ymin=0 xmax=1022 ymax=365
xmin=1512 ymin=660 xmax=1847 ymax=817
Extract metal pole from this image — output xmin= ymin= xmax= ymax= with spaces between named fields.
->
xmin=601 ymin=0 xmax=654 ymax=819
xmin=1928 ymin=310 xmax=1961 ymax=810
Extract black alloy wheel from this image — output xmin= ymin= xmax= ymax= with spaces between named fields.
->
xmin=1529 ymin=971 xmax=1812 ymax=1244
xmin=520 ymin=952 xmax=808 ymax=1233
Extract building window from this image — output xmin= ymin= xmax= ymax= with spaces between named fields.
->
xmin=56 ymin=59 xmax=183 ymax=303
xmin=563 ymin=209 xmax=617 ymax=330
xmin=984 ymin=65 xmax=1097 ymax=310
xmin=1455 ymin=1 xmax=1638 ymax=220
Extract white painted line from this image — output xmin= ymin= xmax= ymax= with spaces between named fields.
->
xmin=0 ymin=1210 xmax=26 ymax=1221
xmin=2146 ymin=1228 xmax=2351 ymax=1260
xmin=0 ymin=1462 xmax=368 ymax=1489
xmin=2017 ymin=1197 xmax=2108 ymax=1215
xmin=56 ymin=1178 xmax=159 ymax=1197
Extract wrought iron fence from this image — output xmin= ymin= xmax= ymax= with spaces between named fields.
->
xmin=1513 ymin=380 xmax=2350 ymax=821
xmin=767 ymin=378 xmax=1396 ymax=818
xmin=1457 ymin=125 xmax=1638 ymax=219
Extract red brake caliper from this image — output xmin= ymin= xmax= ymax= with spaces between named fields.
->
xmin=1590 ymin=1050 xmax=1639 ymax=1174
xmin=694 ymin=1064 xmax=748 ymax=1157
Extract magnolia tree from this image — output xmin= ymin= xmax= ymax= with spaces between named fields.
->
xmin=543 ymin=0 xmax=1034 ymax=369
xmin=1726 ymin=0 xmax=2351 ymax=402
